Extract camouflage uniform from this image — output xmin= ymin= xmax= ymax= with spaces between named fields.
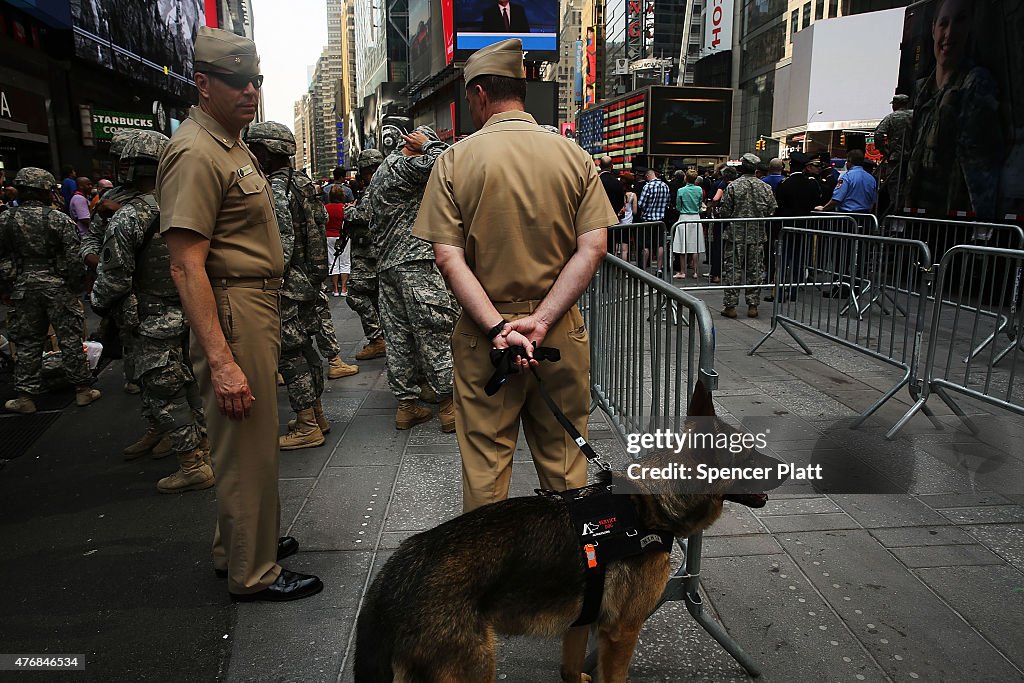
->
xmin=365 ymin=131 xmax=456 ymax=401
xmin=345 ymin=152 xmax=384 ymax=343
xmin=874 ymin=106 xmax=913 ymax=212
xmin=91 ymin=191 xmax=204 ymax=455
xmin=0 ymin=169 xmax=92 ymax=396
xmin=719 ymin=169 xmax=777 ymax=308
xmin=80 ymin=130 xmax=142 ymax=265
xmin=312 ymin=288 xmax=342 ymax=360
xmin=268 ymin=165 xmax=329 ymax=413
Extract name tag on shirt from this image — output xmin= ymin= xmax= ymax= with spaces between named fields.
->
xmin=237 ymin=164 xmax=255 ymax=179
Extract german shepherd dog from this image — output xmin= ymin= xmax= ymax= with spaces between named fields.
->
xmin=354 ymin=382 xmax=779 ymax=682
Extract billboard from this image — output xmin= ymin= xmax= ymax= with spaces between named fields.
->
xmin=898 ymin=0 xmax=1023 ymax=221
xmin=453 ymin=0 xmax=558 ymax=58
xmin=409 ymin=0 xmax=433 ymax=81
xmin=704 ymin=0 xmax=733 ymax=54
xmin=647 ymin=86 xmax=731 ymax=157
xmin=71 ymin=0 xmax=205 ymax=98
xmin=584 ymin=25 xmax=598 ymax=108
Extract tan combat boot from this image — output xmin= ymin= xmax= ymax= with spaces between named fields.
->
xmin=439 ymin=396 xmax=456 ymax=433
xmin=328 ymin=355 xmax=359 ymax=379
xmin=123 ymin=382 xmax=141 ymax=394
xmin=747 ymin=305 xmax=759 ymax=318
xmin=151 ymin=435 xmax=173 ymax=459
xmin=721 ymin=307 xmax=737 ymax=319
xmin=276 ymin=372 xmax=285 ymax=386
xmin=288 ymin=400 xmax=331 ymax=434
xmin=199 ymin=435 xmax=212 ymax=469
xmin=4 ymin=396 xmax=37 ymax=414
xmin=76 ymin=387 xmax=102 ymax=406
xmin=156 ymin=447 xmax=215 ymax=494
xmin=280 ymin=408 xmax=326 ymax=450
xmin=355 ymin=337 xmax=386 ymax=360
xmin=124 ymin=427 xmax=163 ymax=459
xmin=395 ymin=399 xmax=432 ymax=430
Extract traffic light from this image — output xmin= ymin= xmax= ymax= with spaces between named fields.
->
xmin=840 ymin=133 xmax=846 ymax=146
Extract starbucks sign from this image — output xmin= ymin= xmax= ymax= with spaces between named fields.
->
xmin=92 ymin=109 xmax=155 ymax=141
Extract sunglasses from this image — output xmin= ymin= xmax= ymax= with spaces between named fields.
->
xmin=207 ymin=72 xmax=264 ymax=90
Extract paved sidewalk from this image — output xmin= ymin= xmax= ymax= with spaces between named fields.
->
xmin=2 ymin=295 xmax=1023 ymax=681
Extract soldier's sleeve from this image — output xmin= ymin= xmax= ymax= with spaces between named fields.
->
xmin=157 ymin=140 xmax=222 ymax=238
xmin=412 ymin=151 xmax=463 ymax=247
xmin=574 ymin=154 xmax=620 ymax=235
xmin=92 ymin=206 xmax=139 ymax=310
xmin=0 ymin=216 xmax=14 ymax=286
xmin=53 ymin=211 xmax=84 ymax=290
xmin=306 ymin=193 xmax=329 ymax=282
xmin=270 ymin=177 xmax=295 ymax=266
xmin=81 ymin=213 xmax=107 ymax=261
xmin=393 ymin=141 xmax=449 ymax=185
xmin=719 ymin=185 xmax=735 ymax=218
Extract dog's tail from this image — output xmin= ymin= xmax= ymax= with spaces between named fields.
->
xmin=353 ymin=589 xmax=394 ymax=683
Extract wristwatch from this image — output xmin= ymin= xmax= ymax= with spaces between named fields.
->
xmin=486 ymin=320 xmax=507 ymax=341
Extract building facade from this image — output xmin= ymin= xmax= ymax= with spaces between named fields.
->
xmin=545 ymin=0 xmax=582 ymax=126
xmin=354 ymin=0 xmax=409 ymax=102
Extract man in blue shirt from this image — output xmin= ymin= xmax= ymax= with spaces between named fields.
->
xmin=761 ymin=158 xmax=785 ymax=193
xmin=818 ymin=149 xmax=876 ymax=213
xmin=59 ymin=165 xmax=77 ymax=212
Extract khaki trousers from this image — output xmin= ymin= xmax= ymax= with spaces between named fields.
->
xmin=192 ymin=284 xmax=283 ymax=594
xmin=453 ymin=303 xmax=591 ymax=512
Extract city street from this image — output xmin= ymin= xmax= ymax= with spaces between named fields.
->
xmin=2 ymin=294 xmax=1021 ymax=681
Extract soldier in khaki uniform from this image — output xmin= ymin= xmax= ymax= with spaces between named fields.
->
xmin=157 ymin=27 xmax=322 ymax=603
xmin=413 ymin=39 xmax=617 ymax=513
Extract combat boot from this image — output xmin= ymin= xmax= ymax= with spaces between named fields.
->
xmin=157 ymin=447 xmax=215 ymax=494
xmin=327 ymin=355 xmax=359 ymax=379
xmin=355 ymin=337 xmax=386 ymax=360
xmin=124 ymin=427 xmax=163 ymax=459
xmin=4 ymin=396 xmax=36 ymax=414
xmin=123 ymin=382 xmax=141 ymax=394
xmin=747 ymin=306 xmax=759 ymax=318
xmin=276 ymin=372 xmax=285 ymax=386
xmin=395 ymin=399 xmax=432 ymax=430
xmin=151 ymin=435 xmax=173 ymax=459
xmin=199 ymin=435 xmax=212 ymax=469
xmin=280 ymin=408 xmax=325 ymax=450
xmin=721 ymin=307 xmax=737 ymax=319
xmin=287 ymin=400 xmax=331 ymax=434
xmin=439 ymin=396 xmax=456 ymax=433
xmin=76 ymin=387 xmax=102 ymax=406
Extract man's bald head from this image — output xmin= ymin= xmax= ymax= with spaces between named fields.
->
xmin=769 ymin=158 xmax=784 ymax=173
xmin=76 ymin=177 xmax=92 ymax=193
xmin=600 ymin=156 xmax=614 ymax=171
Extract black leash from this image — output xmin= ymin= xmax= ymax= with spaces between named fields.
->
xmin=486 ymin=344 xmax=612 ymax=472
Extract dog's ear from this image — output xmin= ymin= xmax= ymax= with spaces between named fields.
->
xmin=687 ymin=380 xmax=715 ymax=417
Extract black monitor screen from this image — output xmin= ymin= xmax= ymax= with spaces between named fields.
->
xmin=453 ymin=0 xmax=558 ymax=59
xmin=647 ymin=87 xmax=732 ymax=157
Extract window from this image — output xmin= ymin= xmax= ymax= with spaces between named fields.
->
xmin=802 ymin=2 xmax=811 ymax=28
xmin=829 ymin=0 xmax=838 ymax=17
xmin=791 ymin=9 xmax=799 ymax=42
xmin=816 ymin=0 xmax=824 ymax=19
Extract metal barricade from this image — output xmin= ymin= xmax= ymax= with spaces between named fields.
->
xmin=583 ymin=254 xmax=762 ymax=677
xmin=890 ymin=245 xmax=1024 ymax=439
xmin=607 ymin=220 xmax=669 ymax=276
xmin=812 ymin=210 xmax=880 ymax=235
xmin=881 ymin=216 xmax=1024 ymax=362
xmin=749 ymin=227 xmax=936 ymax=433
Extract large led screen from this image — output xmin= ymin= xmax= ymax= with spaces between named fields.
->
xmin=897 ymin=0 xmax=1023 ymax=221
xmin=647 ymin=86 xmax=732 ymax=157
xmin=453 ymin=0 xmax=557 ymax=59
xmin=71 ymin=0 xmax=205 ymax=98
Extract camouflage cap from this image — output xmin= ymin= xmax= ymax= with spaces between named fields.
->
xmin=13 ymin=167 xmax=56 ymax=191
xmin=741 ymin=152 xmax=762 ymax=167
xmin=464 ymin=38 xmax=526 ymax=84
xmin=357 ymin=148 xmax=385 ymax=169
xmin=121 ymin=130 xmax=170 ymax=164
xmin=110 ymin=129 xmax=141 ymax=157
xmin=194 ymin=26 xmax=260 ymax=78
xmin=245 ymin=121 xmax=296 ymax=156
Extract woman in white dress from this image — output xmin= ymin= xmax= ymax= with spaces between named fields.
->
xmin=616 ymin=175 xmax=638 ymax=261
xmin=672 ymin=169 xmax=706 ymax=279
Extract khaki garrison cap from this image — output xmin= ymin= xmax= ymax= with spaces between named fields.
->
xmin=194 ymin=26 xmax=260 ymax=77
xmin=464 ymin=38 xmax=526 ymax=84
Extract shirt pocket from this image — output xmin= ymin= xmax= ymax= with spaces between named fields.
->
xmin=566 ymin=305 xmax=588 ymax=342
xmin=236 ymin=174 xmax=270 ymax=226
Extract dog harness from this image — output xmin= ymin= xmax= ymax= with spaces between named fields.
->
xmin=486 ymin=345 xmax=675 ymax=627
xmin=540 ymin=483 xmax=674 ymax=626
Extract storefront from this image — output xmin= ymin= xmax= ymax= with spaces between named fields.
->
xmin=0 ymin=78 xmax=54 ymax=176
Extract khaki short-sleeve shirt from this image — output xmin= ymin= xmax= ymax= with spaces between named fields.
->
xmin=157 ymin=106 xmax=284 ymax=279
xmin=412 ymin=111 xmax=617 ymax=303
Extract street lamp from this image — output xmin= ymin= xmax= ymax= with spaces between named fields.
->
xmin=804 ymin=110 xmax=824 ymax=153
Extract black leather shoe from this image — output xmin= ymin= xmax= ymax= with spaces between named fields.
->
xmin=215 ymin=536 xmax=299 ymax=578
xmin=229 ymin=569 xmax=323 ymax=603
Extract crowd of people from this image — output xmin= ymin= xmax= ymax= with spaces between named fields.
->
xmin=594 ymin=126 xmax=902 ymax=319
